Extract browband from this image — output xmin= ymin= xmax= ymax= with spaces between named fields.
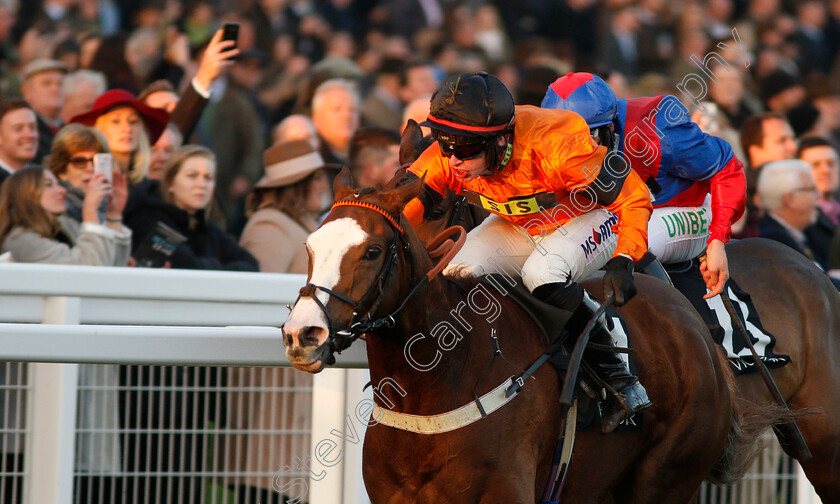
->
xmin=332 ymin=200 xmax=404 ymax=234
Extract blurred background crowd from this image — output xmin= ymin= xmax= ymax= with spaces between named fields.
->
xmin=0 ymin=0 xmax=836 ymax=267
xmin=0 ymin=0 xmax=838 ymax=502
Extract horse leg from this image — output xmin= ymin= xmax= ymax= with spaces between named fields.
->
xmin=787 ymin=388 xmax=840 ymax=502
xmin=621 ymin=451 xmax=715 ymax=504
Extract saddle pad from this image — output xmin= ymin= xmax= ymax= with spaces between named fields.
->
xmin=666 ymin=259 xmax=791 ymax=375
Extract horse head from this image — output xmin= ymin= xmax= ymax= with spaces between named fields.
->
xmin=282 ymin=167 xmax=425 ymax=373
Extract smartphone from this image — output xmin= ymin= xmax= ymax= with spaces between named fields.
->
xmin=93 ymin=153 xmax=113 ymax=184
xmin=700 ymin=102 xmax=720 ymax=132
xmin=222 ymin=22 xmax=239 ymax=49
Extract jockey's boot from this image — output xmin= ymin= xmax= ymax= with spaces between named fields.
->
xmin=532 ymin=283 xmax=651 ymax=433
xmin=572 ymin=291 xmax=652 ymax=433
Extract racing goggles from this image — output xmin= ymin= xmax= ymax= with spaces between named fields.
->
xmin=437 ymin=140 xmax=487 ymax=160
xmin=433 ymin=131 xmax=487 ymax=160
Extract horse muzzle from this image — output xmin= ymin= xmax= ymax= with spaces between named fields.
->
xmin=282 ymin=300 xmax=333 ymax=372
xmin=285 ymin=342 xmax=332 ymax=373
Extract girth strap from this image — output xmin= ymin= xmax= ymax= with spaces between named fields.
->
xmin=372 ymin=376 xmax=522 ymax=434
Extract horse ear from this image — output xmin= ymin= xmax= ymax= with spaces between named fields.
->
xmin=400 ymin=119 xmax=425 ymax=166
xmin=333 ymin=166 xmax=358 ymax=201
xmin=382 ymin=171 xmax=424 ymax=211
xmin=383 ymin=167 xmax=409 ymax=192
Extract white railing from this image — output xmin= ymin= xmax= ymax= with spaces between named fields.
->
xmin=0 ymin=263 xmax=368 ymax=504
xmin=0 ymin=263 xmax=823 ymax=504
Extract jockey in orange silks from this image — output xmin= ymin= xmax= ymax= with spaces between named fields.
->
xmin=403 ymin=72 xmax=653 ymax=432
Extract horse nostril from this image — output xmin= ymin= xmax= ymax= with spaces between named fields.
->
xmin=300 ymin=325 xmax=326 ymax=347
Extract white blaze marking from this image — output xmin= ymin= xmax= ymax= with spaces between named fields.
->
xmin=308 ymin=218 xmax=368 ymax=301
xmin=287 ymin=218 xmax=368 ymax=332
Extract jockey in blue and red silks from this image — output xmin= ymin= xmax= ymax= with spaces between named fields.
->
xmin=542 ymin=72 xmax=747 ymax=298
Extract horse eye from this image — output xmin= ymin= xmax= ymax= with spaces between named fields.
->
xmin=364 ymin=247 xmax=382 ymax=260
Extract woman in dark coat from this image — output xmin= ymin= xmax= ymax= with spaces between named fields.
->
xmin=123 ymin=144 xmax=259 ymax=271
xmin=121 ymin=145 xmax=257 ymax=504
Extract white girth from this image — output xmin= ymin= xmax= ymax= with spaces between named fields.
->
xmin=371 ymin=377 xmax=522 ymax=434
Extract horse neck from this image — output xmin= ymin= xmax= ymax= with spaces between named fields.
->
xmin=365 ymin=280 xmax=486 ymax=414
xmin=363 ymin=227 xmax=488 ymax=414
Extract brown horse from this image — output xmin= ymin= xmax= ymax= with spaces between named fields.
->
xmin=282 ymin=171 xmax=776 ymax=503
xmin=398 ymin=121 xmax=840 ymax=501
xmin=725 ymin=238 xmax=840 ymax=500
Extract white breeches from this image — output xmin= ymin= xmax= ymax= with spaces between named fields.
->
xmin=647 ymin=196 xmax=711 ymax=264
xmin=443 ymin=209 xmax=619 ymax=292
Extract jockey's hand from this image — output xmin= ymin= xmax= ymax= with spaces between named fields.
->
xmin=603 ymin=255 xmax=637 ymax=307
xmin=701 ymin=239 xmax=729 ymax=299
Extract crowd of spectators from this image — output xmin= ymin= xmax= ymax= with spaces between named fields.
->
xmin=0 ymin=0 xmax=839 ymax=502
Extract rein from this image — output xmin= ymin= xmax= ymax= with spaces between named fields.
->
xmin=297 ymin=198 xmax=465 ymax=357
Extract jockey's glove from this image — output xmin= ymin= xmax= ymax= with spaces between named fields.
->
xmin=603 ymin=256 xmax=637 ymax=307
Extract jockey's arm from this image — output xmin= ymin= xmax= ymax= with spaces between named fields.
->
xmin=659 ymin=96 xmax=747 ymax=243
xmin=707 ymin=155 xmax=747 ymax=245
xmin=571 ymin=152 xmax=652 ymax=306
xmin=591 ymin=158 xmax=653 ymax=264
xmin=551 ymin=115 xmax=652 ymax=264
xmin=403 ymin=175 xmax=444 ymax=227
xmin=702 ymin=155 xmax=747 ymax=297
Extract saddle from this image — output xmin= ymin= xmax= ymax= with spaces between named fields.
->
xmin=479 ymin=274 xmax=573 ymax=344
xmin=478 ymin=274 xmax=642 ymax=432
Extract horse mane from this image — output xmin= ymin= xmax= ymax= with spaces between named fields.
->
xmin=440 ymin=269 xmax=484 ymax=292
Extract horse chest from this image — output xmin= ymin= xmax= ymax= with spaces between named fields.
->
xmin=363 ymin=429 xmax=509 ymax=503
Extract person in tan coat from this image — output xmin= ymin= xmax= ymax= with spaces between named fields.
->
xmin=239 ymin=139 xmax=333 ymax=273
xmin=226 ymin=139 xmax=334 ymax=504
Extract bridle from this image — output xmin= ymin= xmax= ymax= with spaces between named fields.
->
xmin=294 ymin=198 xmax=465 ymax=361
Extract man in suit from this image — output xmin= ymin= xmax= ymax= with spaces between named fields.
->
xmin=361 ymin=58 xmax=403 ymax=131
xmin=756 ymin=159 xmax=826 ymax=268
xmin=311 ymin=78 xmax=360 ymax=167
xmin=598 ymin=6 xmax=640 ymax=81
xmin=797 ymin=137 xmax=840 ymax=265
xmin=0 ymin=99 xmax=38 ymax=187
xmin=738 ymin=112 xmax=799 ymax=237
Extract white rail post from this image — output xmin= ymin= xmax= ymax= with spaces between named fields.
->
xmin=309 ymin=368 xmax=347 ymax=504
xmin=24 ymin=297 xmax=81 ymax=504
xmin=342 ymin=369 xmax=371 ymax=504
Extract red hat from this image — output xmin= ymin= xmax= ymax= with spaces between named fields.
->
xmin=69 ymin=89 xmax=170 ymax=143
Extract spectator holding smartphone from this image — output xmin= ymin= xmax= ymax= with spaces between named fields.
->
xmin=0 ymin=166 xmax=130 ymax=266
xmin=46 ymin=124 xmax=131 ymax=245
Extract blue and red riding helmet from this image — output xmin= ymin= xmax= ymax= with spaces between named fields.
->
xmin=541 ymin=72 xmax=617 ymax=128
